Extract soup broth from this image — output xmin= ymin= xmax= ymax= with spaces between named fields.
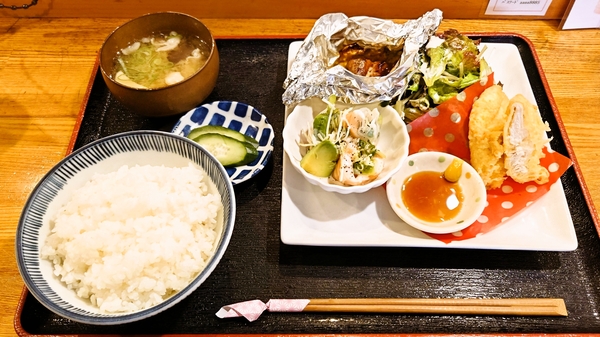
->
xmin=112 ymin=31 xmax=210 ymax=89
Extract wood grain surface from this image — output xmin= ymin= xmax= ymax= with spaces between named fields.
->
xmin=1 ymin=17 xmax=599 ymax=336
xmin=0 ymin=0 xmax=571 ymax=20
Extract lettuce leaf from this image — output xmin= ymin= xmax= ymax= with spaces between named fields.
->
xmin=395 ymin=29 xmax=491 ymax=118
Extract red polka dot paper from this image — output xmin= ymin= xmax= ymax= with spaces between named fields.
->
xmin=406 ymin=73 xmax=573 ymax=243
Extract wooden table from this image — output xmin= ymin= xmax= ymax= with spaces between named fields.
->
xmin=1 ymin=17 xmax=599 ymax=336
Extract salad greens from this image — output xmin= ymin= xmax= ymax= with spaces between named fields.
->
xmin=394 ymin=29 xmax=492 ymax=122
xmin=300 ymin=95 xmax=384 ymax=185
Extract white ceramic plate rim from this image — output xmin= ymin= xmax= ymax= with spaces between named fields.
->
xmin=280 ymin=40 xmax=578 ymax=251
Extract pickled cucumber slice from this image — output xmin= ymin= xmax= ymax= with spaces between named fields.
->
xmin=188 ymin=125 xmax=259 ymax=148
xmin=193 ymin=133 xmax=258 ymax=167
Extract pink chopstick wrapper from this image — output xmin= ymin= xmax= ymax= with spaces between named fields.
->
xmin=216 ymin=299 xmax=311 ymax=322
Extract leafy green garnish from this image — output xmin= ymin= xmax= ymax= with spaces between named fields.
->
xmin=393 ymin=29 xmax=491 ymax=122
xmin=421 ymin=29 xmax=485 ymax=104
xmin=353 ymin=139 xmax=380 ymax=175
xmin=301 ymin=95 xmax=383 ymax=177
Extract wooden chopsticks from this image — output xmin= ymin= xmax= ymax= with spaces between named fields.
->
xmin=303 ymin=298 xmax=567 ymax=316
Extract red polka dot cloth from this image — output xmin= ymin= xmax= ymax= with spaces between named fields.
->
xmin=406 ymin=73 xmax=572 ymax=243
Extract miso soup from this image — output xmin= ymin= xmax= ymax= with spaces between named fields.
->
xmin=112 ymin=31 xmax=210 ymax=89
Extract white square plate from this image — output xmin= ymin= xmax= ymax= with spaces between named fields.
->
xmin=280 ymin=40 xmax=578 ymax=251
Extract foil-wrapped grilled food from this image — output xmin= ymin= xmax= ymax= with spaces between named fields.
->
xmin=282 ymin=10 xmax=443 ymax=106
xmin=333 ymin=43 xmax=401 ymax=77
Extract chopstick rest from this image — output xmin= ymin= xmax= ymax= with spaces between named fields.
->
xmin=215 ymin=298 xmax=567 ymax=322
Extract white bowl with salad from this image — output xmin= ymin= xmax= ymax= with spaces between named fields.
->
xmin=283 ymin=96 xmax=409 ymax=194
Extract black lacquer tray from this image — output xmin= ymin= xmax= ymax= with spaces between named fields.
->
xmin=15 ymin=36 xmax=600 ymax=336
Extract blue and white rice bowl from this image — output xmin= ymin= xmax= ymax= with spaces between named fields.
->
xmin=15 ymin=130 xmax=236 ymax=325
xmin=171 ymin=101 xmax=274 ymax=185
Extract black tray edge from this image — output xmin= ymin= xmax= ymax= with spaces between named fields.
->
xmin=14 ymin=34 xmax=600 ymax=337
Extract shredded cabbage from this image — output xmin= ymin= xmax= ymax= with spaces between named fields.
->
xmin=113 ymin=32 xmax=207 ymax=89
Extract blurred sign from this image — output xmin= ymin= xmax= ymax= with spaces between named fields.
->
xmin=560 ymin=0 xmax=600 ymax=29
xmin=485 ymin=0 xmax=552 ymax=15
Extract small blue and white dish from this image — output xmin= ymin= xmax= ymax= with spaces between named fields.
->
xmin=171 ymin=101 xmax=275 ymax=185
xmin=15 ymin=131 xmax=235 ymax=325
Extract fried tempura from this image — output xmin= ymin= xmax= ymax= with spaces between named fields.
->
xmin=468 ymin=85 xmax=510 ymax=189
xmin=503 ymin=94 xmax=550 ymax=184
xmin=469 ymin=86 xmax=551 ymax=189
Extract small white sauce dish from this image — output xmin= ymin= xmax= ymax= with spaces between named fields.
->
xmin=386 ymin=151 xmax=487 ymax=234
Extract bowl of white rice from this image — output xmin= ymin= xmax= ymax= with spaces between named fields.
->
xmin=15 ymin=130 xmax=235 ymax=325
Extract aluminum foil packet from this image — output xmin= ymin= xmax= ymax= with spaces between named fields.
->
xmin=282 ymin=9 xmax=443 ymax=106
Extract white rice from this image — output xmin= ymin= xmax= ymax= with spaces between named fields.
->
xmin=40 ymin=163 xmax=222 ymax=313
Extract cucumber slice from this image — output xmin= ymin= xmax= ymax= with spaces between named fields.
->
xmin=193 ymin=133 xmax=259 ymax=167
xmin=188 ymin=125 xmax=259 ymax=148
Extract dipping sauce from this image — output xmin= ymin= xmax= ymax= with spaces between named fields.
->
xmin=401 ymin=171 xmax=464 ymax=223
